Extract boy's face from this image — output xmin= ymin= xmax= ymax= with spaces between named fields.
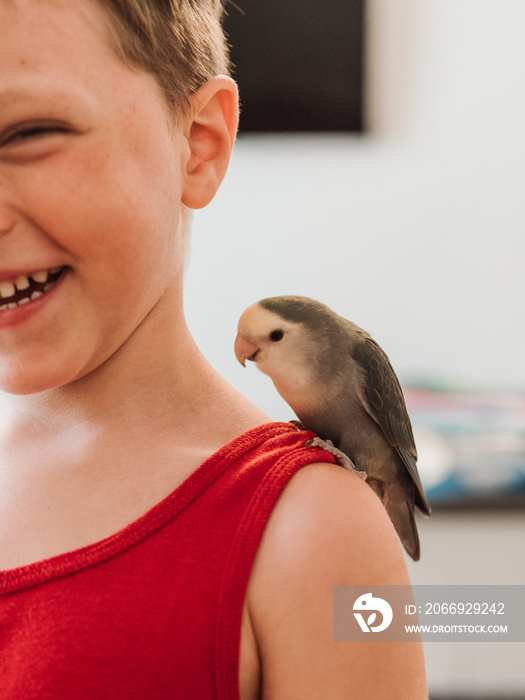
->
xmin=0 ymin=0 xmax=190 ymax=394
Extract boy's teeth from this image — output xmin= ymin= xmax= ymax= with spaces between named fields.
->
xmin=31 ymin=270 xmax=49 ymax=283
xmin=0 ymin=266 xmax=64 ymax=311
xmin=15 ymin=275 xmax=31 ymax=291
xmin=0 ymin=281 xmax=16 ymax=299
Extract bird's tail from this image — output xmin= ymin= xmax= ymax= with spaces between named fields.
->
xmin=368 ymin=478 xmax=421 ymax=561
xmin=389 ymin=496 xmax=420 ymax=561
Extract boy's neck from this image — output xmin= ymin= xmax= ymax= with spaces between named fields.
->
xmin=0 ymin=306 xmax=268 ymax=461
xmin=2 ymin=330 xmax=198 ymax=436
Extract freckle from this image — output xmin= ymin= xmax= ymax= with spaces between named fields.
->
xmin=20 ymin=59 xmax=26 ymax=66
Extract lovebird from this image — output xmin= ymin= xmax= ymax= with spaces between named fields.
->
xmin=234 ymin=295 xmax=431 ymax=561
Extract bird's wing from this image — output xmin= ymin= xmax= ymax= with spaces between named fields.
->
xmin=352 ymin=337 xmax=431 ymax=515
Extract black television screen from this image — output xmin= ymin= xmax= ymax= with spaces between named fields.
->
xmin=223 ymin=0 xmax=366 ymax=133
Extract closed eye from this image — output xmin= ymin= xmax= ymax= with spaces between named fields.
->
xmin=0 ymin=121 xmax=73 ymax=163
xmin=0 ymin=121 xmax=70 ymax=148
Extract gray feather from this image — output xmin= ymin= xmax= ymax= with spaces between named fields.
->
xmin=351 ymin=336 xmax=431 ymax=516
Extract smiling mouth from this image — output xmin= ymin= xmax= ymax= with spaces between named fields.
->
xmin=0 ymin=267 xmax=66 ymax=312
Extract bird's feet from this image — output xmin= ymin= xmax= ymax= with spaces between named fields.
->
xmin=289 ymin=420 xmax=304 ymax=431
xmin=304 ymin=437 xmax=367 ymax=480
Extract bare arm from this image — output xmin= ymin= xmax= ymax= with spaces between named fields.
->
xmin=244 ymin=462 xmax=428 ymax=699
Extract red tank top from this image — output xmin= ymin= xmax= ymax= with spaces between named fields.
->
xmin=0 ymin=423 xmax=335 ymax=699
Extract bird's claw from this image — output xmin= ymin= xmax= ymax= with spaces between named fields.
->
xmin=304 ymin=437 xmax=367 ymax=480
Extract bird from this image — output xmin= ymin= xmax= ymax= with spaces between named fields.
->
xmin=234 ymin=295 xmax=431 ymax=561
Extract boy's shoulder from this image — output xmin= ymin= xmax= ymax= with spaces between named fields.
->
xmin=242 ymin=461 xmax=428 ymax=698
xmin=250 ymin=460 xmax=408 ymax=586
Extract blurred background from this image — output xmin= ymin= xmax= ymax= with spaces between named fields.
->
xmin=184 ymin=1 xmax=525 ymax=697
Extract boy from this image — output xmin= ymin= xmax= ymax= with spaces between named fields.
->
xmin=0 ymin=1 xmax=427 ymax=697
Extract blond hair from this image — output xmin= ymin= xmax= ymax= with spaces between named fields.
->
xmin=99 ymin=0 xmax=230 ymax=114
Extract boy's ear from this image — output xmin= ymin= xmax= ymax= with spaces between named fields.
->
xmin=181 ymin=76 xmax=239 ymax=209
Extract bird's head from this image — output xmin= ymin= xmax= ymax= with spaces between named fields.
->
xmin=234 ymin=301 xmax=298 ymax=372
xmin=234 ymin=296 xmax=333 ymax=412
xmin=235 ymin=296 xmax=341 ymax=366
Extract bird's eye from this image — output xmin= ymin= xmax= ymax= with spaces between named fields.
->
xmin=269 ymin=329 xmax=284 ymax=342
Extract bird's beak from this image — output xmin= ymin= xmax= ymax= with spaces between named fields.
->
xmin=234 ymin=333 xmax=260 ymax=366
